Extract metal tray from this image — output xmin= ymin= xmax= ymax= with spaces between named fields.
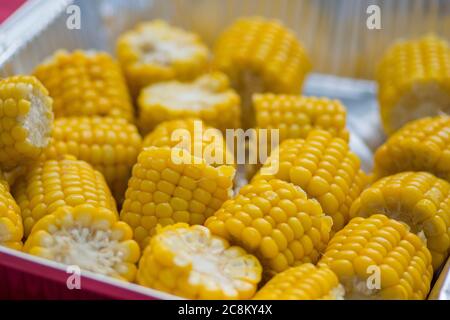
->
xmin=0 ymin=0 xmax=447 ymax=300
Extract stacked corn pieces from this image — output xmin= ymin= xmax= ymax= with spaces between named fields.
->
xmin=13 ymin=156 xmax=117 ymax=236
xmin=377 ymin=35 xmax=450 ymax=134
xmin=137 ymin=224 xmax=262 ymax=299
xmin=205 ymin=179 xmax=333 ymax=278
xmin=33 ymin=50 xmax=134 ymax=121
xmin=138 ymin=72 xmax=240 ymax=134
xmin=142 ymin=118 xmax=234 ymax=167
xmin=350 ymin=172 xmax=450 ymax=271
xmin=319 ymin=214 xmax=433 ymax=300
xmin=24 ymin=205 xmax=140 ymax=282
xmin=120 ymin=147 xmax=235 ymax=249
xmin=254 ymin=130 xmax=368 ymax=232
xmin=253 ymin=263 xmax=344 ymax=300
xmin=214 ymin=17 xmax=311 ymax=128
xmin=374 ymin=115 xmax=450 ymax=182
xmin=0 ymin=173 xmax=23 ymax=250
xmin=42 ymin=117 xmax=142 ymax=203
xmin=0 ymin=76 xmax=53 ymax=170
xmin=117 ymin=20 xmax=210 ymax=98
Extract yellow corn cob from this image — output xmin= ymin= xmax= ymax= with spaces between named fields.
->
xmin=42 ymin=117 xmax=142 ymax=203
xmin=138 ymin=72 xmax=240 ymax=134
xmin=120 ymin=146 xmax=235 ymax=249
xmin=253 ymin=263 xmax=344 ymax=300
xmin=319 ymin=214 xmax=433 ymax=300
xmin=254 ymin=94 xmax=349 ymax=142
xmin=254 ymin=130 xmax=368 ymax=232
xmin=0 ymin=175 xmax=23 ymax=250
xmin=142 ymin=118 xmax=234 ymax=167
xmin=116 ymin=20 xmax=210 ymax=97
xmin=377 ymin=35 xmax=450 ymax=134
xmin=214 ymin=17 xmax=311 ymax=128
xmin=33 ymin=50 xmax=133 ymax=121
xmin=24 ymin=205 xmax=140 ymax=282
xmin=205 ymin=179 xmax=333 ymax=278
xmin=13 ymin=156 xmax=117 ymax=237
xmin=374 ymin=116 xmax=450 ymax=181
xmin=350 ymin=172 xmax=450 ymax=271
xmin=0 ymin=76 xmax=53 ymax=170
xmin=137 ymin=223 xmax=262 ymax=299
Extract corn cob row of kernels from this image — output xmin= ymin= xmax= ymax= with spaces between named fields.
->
xmin=117 ymin=20 xmax=210 ymax=98
xmin=138 ymin=72 xmax=240 ymax=134
xmin=205 ymin=179 xmax=333 ymax=278
xmin=120 ymin=146 xmax=235 ymax=249
xmin=254 ymin=94 xmax=349 ymax=142
xmin=350 ymin=171 xmax=450 ymax=271
xmin=42 ymin=117 xmax=142 ymax=203
xmin=13 ymin=156 xmax=117 ymax=237
xmin=377 ymin=35 xmax=450 ymax=135
xmin=137 ymin=223 xmax=262 ymax=299
xmin=33 ymin=50 xmax=134 ymax=121
xmin=319 ymin=214 xmax=433 ymax=300
xmin=254 ymin=130 xmax=368 ymax=232
xmin=253 ymin=263 xmax=344 ymax=300
xmin=374 ymin=115 xmax=450 ymax=182
xmin=0 ymin=76 xmax=53 ymax=170
xmin=24 ymin=205 xmax=140 ymax=282
xmin=0 ymin=174 xmax=23 ymax=250
xmin=214 ymin=17 xmax=311 ymax=128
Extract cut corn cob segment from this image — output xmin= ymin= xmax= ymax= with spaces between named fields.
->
xmin=0 ymin=76 xmax=53 ymax=170
xmin=138 ymin=72 xmax=240 ymax=134
xmin=24 ymin=205 xmax=140 ymax=282
xmin=137 ymin=223 xmax=262 ymax=299
xmin=0 ymin=175 xmax=23 ymax=250
xmin=117 ymin=20 xmax=210 ymax=97
xmin=253 ymin=263 xmax=344 ymax=300
xmin=205 ymin=179 xmax=333 ymax=278
xmin=377 ymin=35 xmax=450 ymax=134
xmin=13 ymin=156 xmax=117 ymax=237
xmin=214 ymin=17 xmax=311 ymax=128
xmin=120 ymin=146 xmax=235 ymax=249
xmin=33 ymin=50 xmax=133 ymax=121
xmin=319 ymin=214 xmax=433 ymax=300
xmin=42 ymin=117 xmax=142 ymax=203
xmin=253 ymin=130 xmax=368 ymax=232
xmin=374 ymin=116 xmax=450 ymax=181
xmin=350 ymin=171 xmax=450 ymax=271
xmin=254 ymin=94 xmax=349 ymax=142
xmin=142 ymin=118 xmax=234 ymax=167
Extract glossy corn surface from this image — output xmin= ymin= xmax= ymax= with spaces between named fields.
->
xmin=0 ymin=175 xmax=23 ymax=250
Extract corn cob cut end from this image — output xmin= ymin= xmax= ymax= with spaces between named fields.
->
xmin=137 ymin=223 xmax=262 ymax=299
xmin=24 ymin=205 xmax=140 ymax=282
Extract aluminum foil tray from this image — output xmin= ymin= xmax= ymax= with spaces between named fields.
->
xmin=0 ymin=0 xmax=448 ymax=300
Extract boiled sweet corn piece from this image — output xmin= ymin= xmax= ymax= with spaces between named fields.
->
xmin=42 ymin=117 xmax=142 ymax=203
xmin=214 ymin=17 xmax=311 ymax=128
xmin=33 ymin=50 xmax=134 ymax=121
xmin=319 ymin=214 xmax=433 ymax=300
xmin=253 ymin=263 xmax=344 ymax=300
xmin=137 ymin=223 xmax=262 ymax=299
xmin=142 ymin=118 xmax=234 ymax=167
xmin=350 ymin=171 xmax=450 ymax=271
xmin=116 ymin=20 xmax=210 ymax=97
xmin=254 ymin=94 xmax=349 ymax=142
xmin=24 ymin=205 xmax=140 ymax=282
xmin=377 ymin=35 xmax=450 ymax=134
xmin=138 ymin=72 xmax=240 ymax=134
xmin=0 ymin=76 xmax=53 ymax=170
xmin=0 ymin=175 xmax=23 ymax=250
xmin=13 ymin=156 xmax=117 ymax=236
xmin=254 ymin=130 xmax=368 ymax=232
xmin=205 ymin=179 xmax=333 ymax=278
xmin=374 ymin=116 xmax=450 ymax=181
xmin=120 ymin=146 xmax=235 ymax=249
